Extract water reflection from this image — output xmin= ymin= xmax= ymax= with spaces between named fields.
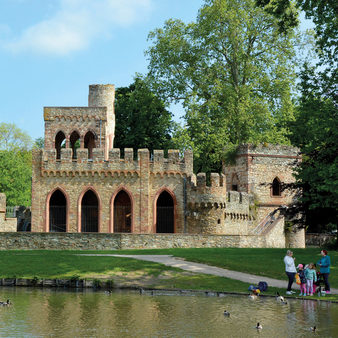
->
xmin=0 ymin=287 xmax=337 ymax=337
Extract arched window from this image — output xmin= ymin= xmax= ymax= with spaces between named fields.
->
xmin=114 ymin=190 xmax=132 ymax=233
xmin=231 ymin=173 xmax=239 ymax=191
xmin=49 ymin=189 xmax=67 ymax=232
xmin=156 ymin=191 xmax=174 ymax=233
xmin=84 ymin=131 xmax=96 ymax=159
xmin=69 ymin=131 xmax=80 ymax=159
xmin=272 ymin=177 xmax=282 ymax=196
xmin=55 ymin=131 xmax=66 ymax=160
xmin=81 ymin=190 xmax=99 ymax=232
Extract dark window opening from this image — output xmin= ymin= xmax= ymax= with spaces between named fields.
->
xmin=114 ymin=191 xmax=132 ymax=233
xmin=84 ymin=131 xmax=96 ymax=159
xmin=70 ymin=131 xmax=80 ymax=159
xmin=55 ymin=131 xmax=66 ymax=160
xmin=49 ymin=190 xmax=66 ymax=232
xmin=272 ymin=178 xmax=281 ymax=196
xmin=156 ymin=191 xmax=174 ymax=233
xmin=232 ymin=184 xmax=238 ymax=191
xmin=81 ymin=190 xmax=98 ymax=232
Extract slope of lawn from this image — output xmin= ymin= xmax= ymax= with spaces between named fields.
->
xmin=112 ymin=247 xmax=338 ymax=288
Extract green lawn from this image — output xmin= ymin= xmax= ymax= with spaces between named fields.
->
xmin=115 ymin=247 xmax=338 ymax=289
xmin=0 ymin=248 xmax=336 ymax=301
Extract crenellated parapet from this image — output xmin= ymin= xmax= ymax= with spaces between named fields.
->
xmin=236 ymin=143 xmax=300 ymax=157
xmin=34 ymin=148 xmax=193 ymax=177
xmin=187 ymin=173 xmax=227 ymax=209
xmin=187 ymin=173 xmax=251 ymax=212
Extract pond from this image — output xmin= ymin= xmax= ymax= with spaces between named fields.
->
xmin=0 ymin=287 xmax=337 ymax=337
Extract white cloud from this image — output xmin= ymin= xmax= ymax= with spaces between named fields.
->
xmin=4 ymin=0 xmax=152 ymax=56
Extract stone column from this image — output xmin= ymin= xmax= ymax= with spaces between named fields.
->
xmin=138 ymin=149 xmax=150 ymax=233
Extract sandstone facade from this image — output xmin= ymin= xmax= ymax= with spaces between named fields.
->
xmin=30 ymin=84 xmax=304 ymax=248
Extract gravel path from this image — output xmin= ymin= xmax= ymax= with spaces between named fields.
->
xmin=80 ymin=254 xmax=337 ymax=294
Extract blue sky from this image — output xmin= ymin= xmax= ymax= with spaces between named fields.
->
xmin=0 ymin=0 xmax=205 ymax=141
xmin=0 ymin=0 xmax=313 ymax=143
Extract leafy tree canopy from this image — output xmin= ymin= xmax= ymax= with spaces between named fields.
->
xmin=256 ymin=0 xmax=337 ymax=66
xmin=257 ymin=1 xmax=337 ymax=233
xmin=0 ymin=123 xmax=33 ymax=206
xmin=0 ymin=150 xmax=32 ymax=206
xmin=114 ymin=76 xmax=174 ymax=153
xmin=0 ymin=122 xmax=32 ymax=151
xmin=146 ymin=0 xmax=298 ymax=173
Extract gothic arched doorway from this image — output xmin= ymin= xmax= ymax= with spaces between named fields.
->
xmin=113 ymin=190 xmax=132 ymax=233
xmin=81 ymin=190 xmax=99 ymax=232
xmin=156 ymin=190 xmax=174 ymax=233
xmin=49 ymin=189 xmax=67 ymax=232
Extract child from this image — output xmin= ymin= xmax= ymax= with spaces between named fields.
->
xmin=297 ymin=264 xmax=307 ymax=296
xmin=305 ymin=263 xmax=317 ymax=296
xmin=312 ymin=264 xmax=317 ymax=294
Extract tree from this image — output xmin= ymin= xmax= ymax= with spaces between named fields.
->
xmin=33 ymin=137 xmax=44 ymax=149
xmin=256 ymin=0 xmax=337 ymax=66
xmin=257 ymin=1 xmax=338 ymax=234
xmin=114 ymin=77 xmax=174 ymax=153
xmin=0 ymin=122 xmax=32 ymax=151
xmin=146 ymin=0 xmax=298 ymax=173
xmin=0 ymin=150 xmax=32 ymax=206
xmin=0 ymin=123 xmax=32 ymax=206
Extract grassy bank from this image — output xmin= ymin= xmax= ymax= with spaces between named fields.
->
xmin=115 ymin=247 xmax=338 ymax=288
xmin=0 ymin=248 xmax=336 ymax=301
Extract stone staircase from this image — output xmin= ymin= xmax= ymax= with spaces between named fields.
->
xmin=251 ymin=208 xmax=283 ymax=235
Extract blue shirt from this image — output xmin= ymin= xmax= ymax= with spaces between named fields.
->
xmin=317 ymin=255 xmax=331 ymax=274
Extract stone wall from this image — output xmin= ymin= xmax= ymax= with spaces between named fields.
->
xmin=0 ymin=232 xmax=271 ymax=250
xmin=305 ymin=233 xmax=337 ymax=247
xmin=0 ymin=194 xmax=17 ymax=232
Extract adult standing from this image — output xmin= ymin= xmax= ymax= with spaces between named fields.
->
xmin=284 ymin=250 xmax=297 ymax=295
xmin=317 ymin=249 xmax=331 ymax=293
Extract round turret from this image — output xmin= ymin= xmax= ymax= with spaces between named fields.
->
xmin=88 ymin=84 xmax=115 ymax=112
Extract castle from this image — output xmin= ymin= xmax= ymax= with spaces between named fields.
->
xmin=30 ymin=84 xmax=305 ymax=248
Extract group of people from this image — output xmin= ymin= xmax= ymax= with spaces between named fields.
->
xmin=284 ymin=249 xmax=331 ymax=296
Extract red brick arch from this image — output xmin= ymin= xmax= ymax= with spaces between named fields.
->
xmin=110 ymin=186 xmax=134 ymax=233
xmin=152 ymin=187 xmax=177 ymax=233
xmin=77 ymin=186 xmax=102 ymax=232
xmin=45 ymin=186 xmax=70 ymax=232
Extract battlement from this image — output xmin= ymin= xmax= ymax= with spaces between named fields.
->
xmin=187 ymin=173 xmax=251 ymax=212
xmin=188 ymin=173 xmax=226 ymax=207
xmin=44 ymin=107 xmax=107 ymax=121
xmin=34 ymin=148 xmax=193 ymax=176
xmin=237 ymin=143 xmax=300 ymax=158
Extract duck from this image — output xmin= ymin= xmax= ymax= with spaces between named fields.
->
xmin=0 ymin=299 xmax=11 ymax=306
xmin=248 ymin=293 xmax=258 ymax=300
xmin=310 ymin=326 xmax=316 ymax=332
xmin=256 ymin=323 xmax=263 ymax=330
xmin=276 ymin=292 xmax=288 ymax=305
xmin=104 ymin=290 xmax=112 ymax=295
xmin=223 ymin=310 xmax=230 ymax=317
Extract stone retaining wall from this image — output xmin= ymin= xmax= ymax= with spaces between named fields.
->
xmin=306 ymin=233 xmax=337 ymax=247
xmin=0 ymin=232 xmax=273 ymax=250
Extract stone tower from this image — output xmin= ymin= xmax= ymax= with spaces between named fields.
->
xmin=44 ymin=84 xmax=115 ymax=160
